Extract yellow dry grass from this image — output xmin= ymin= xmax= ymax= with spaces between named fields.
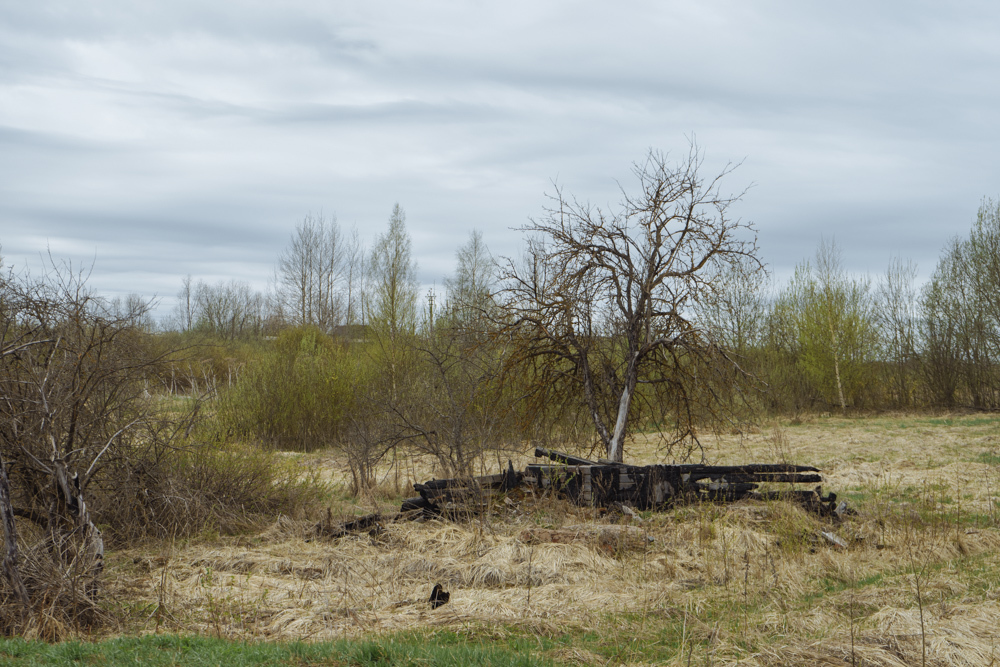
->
xmin=104 ymin=413 xmax=1000 ymax=665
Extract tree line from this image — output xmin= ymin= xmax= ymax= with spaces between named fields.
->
xmin=158 ymin=155 xmax=1000 ymax=489
xmin=166 ymin=204 xmax=416 ymax=340
xmin=701 ymin=199 xmax=1000 ymax=414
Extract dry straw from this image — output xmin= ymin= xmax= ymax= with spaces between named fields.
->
xmin=92 ymin=414 xmax=1000 ymax=665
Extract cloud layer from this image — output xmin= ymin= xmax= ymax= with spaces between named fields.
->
xmin=3 ymin=1 xmax=999 ymax=315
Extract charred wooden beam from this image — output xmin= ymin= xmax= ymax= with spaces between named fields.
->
xmin=406 ymin=454 xmax=843 ymax=518
xmin=674 ymin=463 xmax=820 ymax=476
xmin=688 ymin=473 xmax=824 ymax=484
xmin=534 ymin=447 xmax=598 ymax=466
xmin=415 ymin=462 xmax=522 ymax=494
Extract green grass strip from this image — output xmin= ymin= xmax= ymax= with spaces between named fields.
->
xmin=0 ymin=632 xmax=555 ymax=666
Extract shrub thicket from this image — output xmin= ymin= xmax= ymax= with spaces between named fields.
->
xmin=0 ymin=264 xmax=323 ymax=638
xmin=215 ymin=326 xmax=363 ymax=451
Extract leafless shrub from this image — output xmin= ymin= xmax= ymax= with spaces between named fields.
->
xmin=0 ymin=258 xmax=320 ymax=636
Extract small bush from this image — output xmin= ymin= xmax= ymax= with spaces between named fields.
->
xmin=92 ymin=437 xmax=325 ymax=544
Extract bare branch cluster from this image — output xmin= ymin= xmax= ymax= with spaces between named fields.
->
xmin=498 ymin=145 xmax=763 ymax=461
xmin=0 ymin=259 xmax=243 ymax=636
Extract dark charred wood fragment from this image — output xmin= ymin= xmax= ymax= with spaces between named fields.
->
xmin=315 ymin=511 xmax=384 ymax=539
xmin=429 ymin=583 xmax=450 ymax=609
xmin=314 ymin=506 xmax=431 ymax=539
xmin=692 ymin=463 xmax=820 ymax=473
xmin=697 ymin=473 xmax=823 ymax=484
xmin=401 ymin=496 xmax=438 ymax=515
xmin=499 ymin=460 xmax=521 ymax=491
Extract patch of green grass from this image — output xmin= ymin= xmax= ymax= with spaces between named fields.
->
xmin=819 ymin=571 xmax=886 ymax=595
xmin=839 ymin=490 xmax=870 ymax=505
xmin=977 ymin=450 xmax=1000 ymax=466
xmin=923 ymin=416 xmax=1000 ymax=428
xmin=0 ymin=632 xmax=557 ymax=666
xmin=865 ymin=415 xmax=1000 ymax=432
xmin=543 ymin=609 xmax=736 ymax=665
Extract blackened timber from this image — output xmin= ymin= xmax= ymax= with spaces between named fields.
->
xmin=692 ymin=473 xmax=823 ymax=484
xmin=676 ymin=463 xmax=819 ymax=475
xmin=703 ymin=482 xmax=760 ymax=500
xmin=416 ymin=465 xmax=523 ymax=494
xmin=404 ymin=448 xmax=842 ymax=518
xmin=534 ymin=447 xmax=598 ymax=466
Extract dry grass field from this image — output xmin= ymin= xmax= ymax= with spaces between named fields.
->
xmin=104 ymin=413 xmax=1000 ymax=666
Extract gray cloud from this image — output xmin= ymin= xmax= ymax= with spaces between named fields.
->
xmin=2 ymin=1 xmax=1000 ymax=317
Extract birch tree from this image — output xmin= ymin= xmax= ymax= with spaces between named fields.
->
xmin=443 ymin=230 xmax=495 ymax=329
xmin=875 ymin=257 xmax=919 ymax=407
xmin=791 ymin=239 xmax=877 ymax=411
xmin=367 ymin=203 xmax=418 ymax=398
xmin=368 ymin=203 xmax=418 ymax=339
xmin=276 ymin=213 xmax=345 ymax=331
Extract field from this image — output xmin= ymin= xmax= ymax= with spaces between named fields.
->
xmin=31 ymin=413 xmax=1000 ymax=666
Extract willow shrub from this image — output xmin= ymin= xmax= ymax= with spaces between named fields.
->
xmin=216 ymin=326 xmax=364 ymax=451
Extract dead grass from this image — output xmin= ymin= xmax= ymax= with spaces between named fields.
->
xmin=95 ymin=413 xmax=1000 ymax=665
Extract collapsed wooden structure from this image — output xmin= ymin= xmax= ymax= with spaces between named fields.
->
xmin=401 ymin=447 xmax=846 ymax=518
xmin=316 ymin=447 xmax=849 ymax=540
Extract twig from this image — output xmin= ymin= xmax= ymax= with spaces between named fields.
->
xmin=908 ymin=543 xmax=928 ymax=667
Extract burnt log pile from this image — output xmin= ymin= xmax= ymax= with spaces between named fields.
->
xmin=403 ymin=447 xmax=846 ymax=519
xmin=321 ymin=448 xmax=848 ymax=539
xmin=528 ymin=447 xmax=842 ymax=513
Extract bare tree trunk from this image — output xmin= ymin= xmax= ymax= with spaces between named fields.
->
xmin=51 ymin=460 xmax=104 ymax=594
xmin=0 ymin=457 xmax=30 ymax=610
xmin=830 ymin=322 xmax=847 ymax=412
xmin=608 ymin=353 xmax=640 ymax=463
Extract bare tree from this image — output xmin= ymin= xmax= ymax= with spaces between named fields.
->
xmin=342 ymin=226 xmax=366 ymax=328
xmin=175 ymin=274 xmax=194 ymax=331
xmin=193 ymin=279 xmax=265 ymax=340
xmin=498 ymin=146 xmax=762 ymax=462
xmin=696 ymin=260 xmax=769 ymax=358
xmin=387 ymin=330 xmax=516 ymax=478
xmin=277 ymin=213 xmax=345 ymax=331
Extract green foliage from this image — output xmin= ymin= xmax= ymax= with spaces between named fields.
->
xmin=788 ymin=240 xmax=879 ymax=410
xmin=977 ymin=450 xmax=1000 ymax=466
xmin=216 ymin=326 xmax=366 ymax=451
xmin=145 ymin=329 xmax=262 ymax=396
xmin=919 ymin=199 xmax=1000 ymax=409
xmin=758 ymin=287 xmax=818 ymax=413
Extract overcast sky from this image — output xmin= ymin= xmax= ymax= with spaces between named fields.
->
xmin=3 ymin=1 xmax=999 ymax=319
